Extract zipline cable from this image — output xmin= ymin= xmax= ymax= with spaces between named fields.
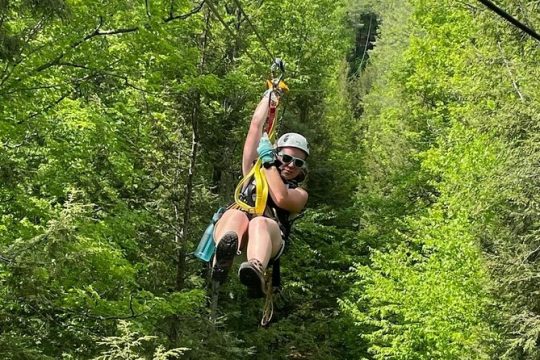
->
xmin=477 ymin=0 xmax=540 ymax=42
xmin=231 ymin=0 xmax=276 ymax=61
xmin=205 ymin=0 xmax=299 ymax=89
xmin=204 ymin=0 xmax=265 ymax=69
xmin=356 ymin=15 xmax=373 ymax=74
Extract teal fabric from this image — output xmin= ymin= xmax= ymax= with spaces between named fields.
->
xmin=257 ymin=135 xmax=274 ymax=164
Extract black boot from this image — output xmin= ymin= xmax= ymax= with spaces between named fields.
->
xmin=211 ymin=232 xmax=238 ymax=284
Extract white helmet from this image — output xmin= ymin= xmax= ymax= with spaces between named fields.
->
xmin=276 ymin=133 xmax=310 ymax=156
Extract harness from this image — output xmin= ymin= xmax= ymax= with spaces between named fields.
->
xmin=238 ymin=175 xmax=299 ymax=240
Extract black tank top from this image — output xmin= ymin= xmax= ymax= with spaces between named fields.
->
xmin=266 ymin=179 xmax=299 ymax=239
xmin=239 ymin=177 xmax=300 ymax=239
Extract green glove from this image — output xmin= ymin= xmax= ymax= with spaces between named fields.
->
xmin=257 ymin=134 xmax=275 ymax=165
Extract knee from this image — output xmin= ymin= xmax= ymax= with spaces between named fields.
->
xmin=225 ymin=208 xmax=247 ymax=218
xmin=218 ymin=209 xmax=248 ymax=225
xmin=249 ymin=217 xmax=279 ymax=231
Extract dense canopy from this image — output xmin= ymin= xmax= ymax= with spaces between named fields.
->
xmin=2 ymin=0 xmax=540 ymax=358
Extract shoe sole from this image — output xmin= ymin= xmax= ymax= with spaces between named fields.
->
xmin=239 ymin=263 xmax=265 ymax=299
xmin=211 ymin=232 xmax=238 ymax=284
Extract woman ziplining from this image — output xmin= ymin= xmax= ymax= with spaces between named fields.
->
xmin=194 ymin=59 xmax=310 ymax=325
xmin=211 ymin=82 xmax=310 ymax=298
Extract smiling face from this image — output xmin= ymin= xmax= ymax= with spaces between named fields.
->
xmin=277 ymin=146 xmax=308 ymax=180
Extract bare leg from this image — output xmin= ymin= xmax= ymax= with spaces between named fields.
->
xmin=211 ymin=209 xmax=250 ymax=284
xmin=246 ymin=217 xmax=282 ymax=269
xmin=214 ymin=209 xmax=249 ymax=249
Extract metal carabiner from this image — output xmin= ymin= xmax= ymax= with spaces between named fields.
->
xmin=270 ymin=58 xmax=285 ymax=88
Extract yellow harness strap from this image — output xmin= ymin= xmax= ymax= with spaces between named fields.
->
xmin=233 ymin=81 xmax=288 ymax=215
xmin=233 ymin=126 xmax=276 ymax=215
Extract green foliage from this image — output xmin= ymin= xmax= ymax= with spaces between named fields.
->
xmin=93 ymin=320 xmax=189 ymax=360
xmin=345 ymin=125 xmax=507 ymax=358
xmin=342 ymin=0 xmax=540 ymax=358
xmin=0 ymin=0 xmax=363 ymax=358
xmin=13 ymin=0 xmax=540 ymax=357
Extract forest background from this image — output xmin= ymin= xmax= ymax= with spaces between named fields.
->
xmin=2 ymin=0 xmax=540 ymax=359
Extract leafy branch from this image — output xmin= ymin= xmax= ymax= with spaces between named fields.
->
xmin=34 ymin=1 xmax=205 ymax=73
xmin=165 ymin=0 xmax=205 ymax=22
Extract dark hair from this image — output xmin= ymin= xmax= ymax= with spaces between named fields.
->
xmin=295 ymin=167 xmax=308 ymax=183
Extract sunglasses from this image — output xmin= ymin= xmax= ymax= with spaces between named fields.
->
xmin=278 ymin=152 xmax=306 ymax=168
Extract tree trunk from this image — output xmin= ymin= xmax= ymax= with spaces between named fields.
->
xmin=175 ymin=94 xmax=200 ymax=292
xmin=174 ymin=1 xmax=210 ymax=293
xmin=169 ymin=6 xmax=210 ymax=344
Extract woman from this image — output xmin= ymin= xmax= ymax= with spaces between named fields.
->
xmin=211 ymin=90 xmax=309 ymax=298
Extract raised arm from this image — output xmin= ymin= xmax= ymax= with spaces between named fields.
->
xmin=242 ymin=94 xmax=275 ymax=175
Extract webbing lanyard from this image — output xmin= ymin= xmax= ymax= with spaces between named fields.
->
xmin=234 ymin=59 xmax=288 ymax=216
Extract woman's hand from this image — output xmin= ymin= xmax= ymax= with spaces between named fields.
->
xmin=257 ymin=134 xmax=275 ymax=165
